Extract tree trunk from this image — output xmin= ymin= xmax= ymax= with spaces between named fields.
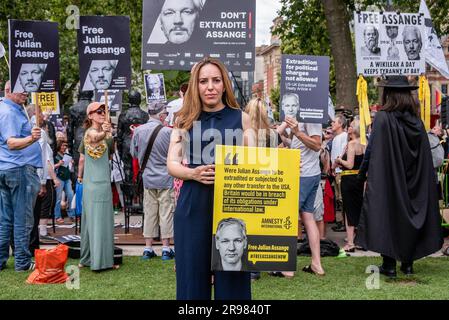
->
xmin=321 ymin=0 xmax=357 ymax=110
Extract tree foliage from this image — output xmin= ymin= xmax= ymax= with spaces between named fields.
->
xmin=274 ymin=0 xmax=449 ymax=106
xmin=0 ymin=0 xmax=190 ymax=112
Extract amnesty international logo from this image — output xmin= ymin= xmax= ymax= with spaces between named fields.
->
xmin=283 ymin=217 xmax=292 ymax=230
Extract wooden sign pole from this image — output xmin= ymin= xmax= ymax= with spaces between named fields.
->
xmin=34 ymin=92 xmax=40 ymax=127
xmin=104 ymin=90 xmax=110 ymax=123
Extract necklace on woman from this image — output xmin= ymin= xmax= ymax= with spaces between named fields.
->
xmin=84 ymin=129 xmax=107 ymax=160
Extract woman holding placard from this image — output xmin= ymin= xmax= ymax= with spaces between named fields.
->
xmin=167 ymin=57 xmax=254 ymax=300
xmin=77 ymin=102 xmax=118 ymax=271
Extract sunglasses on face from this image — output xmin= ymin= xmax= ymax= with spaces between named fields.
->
xmin=90 ymin=108 xmax=106 ymax=115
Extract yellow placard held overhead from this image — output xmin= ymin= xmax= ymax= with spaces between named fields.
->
xmin=212 ymin=145 xmax=300 ymax=272
xmin=31 ymin=92 xmax=60 ymax=115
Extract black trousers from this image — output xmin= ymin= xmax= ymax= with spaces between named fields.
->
xmin=381 ymin=255 xmax=413 ymax=268
xmin=29 ymin=180 xmax=56 ymax=256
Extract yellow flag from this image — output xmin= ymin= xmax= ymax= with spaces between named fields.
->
xmin=418 ymin=75 xmax=431 ymax=131
xmin=356 ymin=75 xmax=372 ymax=145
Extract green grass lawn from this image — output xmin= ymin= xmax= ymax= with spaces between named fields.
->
xmin=1 ymin=256 xmax=449 ymax=300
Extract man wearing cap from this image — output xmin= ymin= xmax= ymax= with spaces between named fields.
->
xmin=0 ymin=81 xmax=42 ymax=272
xmin=130 ymin=102 xmax=174 ymax=260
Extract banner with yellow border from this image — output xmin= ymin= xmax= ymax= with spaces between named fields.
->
xmin=212 ymin=145 xmax=300 ymax=272
xmin=31 ymin=92 xmax=60 ymax=115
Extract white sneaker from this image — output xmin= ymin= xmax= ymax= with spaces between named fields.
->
xmin=17 ymin=261 xmax=35 ymax=272
xmin=39 ymin=225 xmax=48 ymax=237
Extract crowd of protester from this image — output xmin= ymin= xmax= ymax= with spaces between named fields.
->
xmin=0 ymin=60 xmax=447 ymax=301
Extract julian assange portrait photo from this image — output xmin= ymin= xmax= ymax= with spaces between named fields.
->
xmin=145 ymin=73 xmax=166 ymax=102
xmin=212 ymin=218 xmax=248 ymax=272
xmin=82 ymin=60 xmax=118 ymax=91
xmin=281 ymin=93 xmax=301 ymax=122
xmin=146 ymin=0 xmax=205 ymax=45
xmin=402 ymin=26 xmax=422 ymax=61
xmin=13 ymin=63 xmax=47 ymax=93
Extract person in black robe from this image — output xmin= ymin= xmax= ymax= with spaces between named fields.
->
xmin=356 ymin=76 xmax=443 ymax=278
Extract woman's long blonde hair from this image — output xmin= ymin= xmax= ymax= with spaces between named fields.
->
xmin=175 ymin=57 xmax=240 ymax=130
xmin=244 ymin=98 xmax=271 ymax=145
xmin=350 ymin=119 xmax=360 ymax=139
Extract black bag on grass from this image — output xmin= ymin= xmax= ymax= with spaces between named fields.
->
xmin=297 ymin=239 xmax=340 ymax=257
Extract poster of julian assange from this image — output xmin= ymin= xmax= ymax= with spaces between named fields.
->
xmin=280 ymin=55 xmax=330 ymax=124
xmin=9 ymin=19 xmax=59 ymax=93
xmin=78 ymin=16 xmax=131 ymax=92
xmin=354 ymin=11 xmax=426 ymax=76
xmin=141 ymin=0 xmax=255 ymax=71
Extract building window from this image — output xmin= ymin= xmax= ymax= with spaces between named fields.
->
xmin=442 ymin=84 xmax=448 ymax=95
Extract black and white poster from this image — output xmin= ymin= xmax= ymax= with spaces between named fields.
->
xmin=280 ymin=55 xmax=330 ymax=124
xmin=94 ymin=90 xmax=122 ymax=112
xmin=49 ymin=114 xmax=65 ymax=133
xmin=354 ymin=11 xmax=426 ymax=76
xmin=9 ymin=20 xmax=59 ymax=93
xmin=141 ymin=0 xmax=256 ymax=71
xmin=78 ymin=16 xmax=131 ymax=92
xmin=144 ymin=73 xmax=167 ymax=103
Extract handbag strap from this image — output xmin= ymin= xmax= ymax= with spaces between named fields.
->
xmin=139 ymin=125 xmax=164 ymax=176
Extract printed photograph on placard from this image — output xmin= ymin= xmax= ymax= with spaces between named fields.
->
xmin=354 ymin=11 xmax=426 ymax=76
xmin=144 ymin=73 xmax=167 ymax=103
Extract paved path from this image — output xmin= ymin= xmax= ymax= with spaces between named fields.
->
xmin=43 ymin=222 xmax=449 ymax=258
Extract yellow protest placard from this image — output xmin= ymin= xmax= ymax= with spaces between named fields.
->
xmin=31 ymin=92 xmax=60 ymax=115
xmin=212 ymin=145 xmax=300 ymax=272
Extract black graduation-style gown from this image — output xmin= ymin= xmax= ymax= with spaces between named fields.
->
xmin=356 ymin=110 xmax=443 ymax=262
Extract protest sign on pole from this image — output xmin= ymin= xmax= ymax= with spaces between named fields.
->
xmin=104 ymin=90 xmax=110 ymax=122
xmin=280 ymin=54 xmax=330 ymax=124
xmin=212 ymin=145 xmax=300 ymax=272
xmin=9 ymin=20 xmax=59 ymax=93
xmin=31 ymin=92 xmax=60 ymax=115
xmin=141 ymin=0 xmax=256 ymax=71
xmin=78 ymin=16 xmax=132 ymax=92
xmin=94 ymin=90 xmax=122 ymax=112
xmin=144 ymin=73 xmax=167 ymax=104
xmin=354 ymin=11 xmax=426 ymax=76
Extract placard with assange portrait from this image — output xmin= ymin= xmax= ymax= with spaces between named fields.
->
xmin=141 ymin=0 xmax=255 ymax=71
xmin=77 ymin=16 xmax=131 ymax=92
xmin=354 ymin=11 xmax=426 ymax=76
xmin=280 ymin=54 xmax=330 ymax=124
xmin=144 ymin=73 xmax=167 ymax=104
xmin=212 ymin=145 xmax=300 ymax=272
xmin=9 ymin=19 xmax=59 ymax=93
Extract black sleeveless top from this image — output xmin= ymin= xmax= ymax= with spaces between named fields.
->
xmin=342 ymin=153 xmax=364 ymax=171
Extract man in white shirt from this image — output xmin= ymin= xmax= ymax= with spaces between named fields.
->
xmin=283 ymin=116 xmax=325 ymax=276
xmin=166 ymin=83 xmax=188 ymax=127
